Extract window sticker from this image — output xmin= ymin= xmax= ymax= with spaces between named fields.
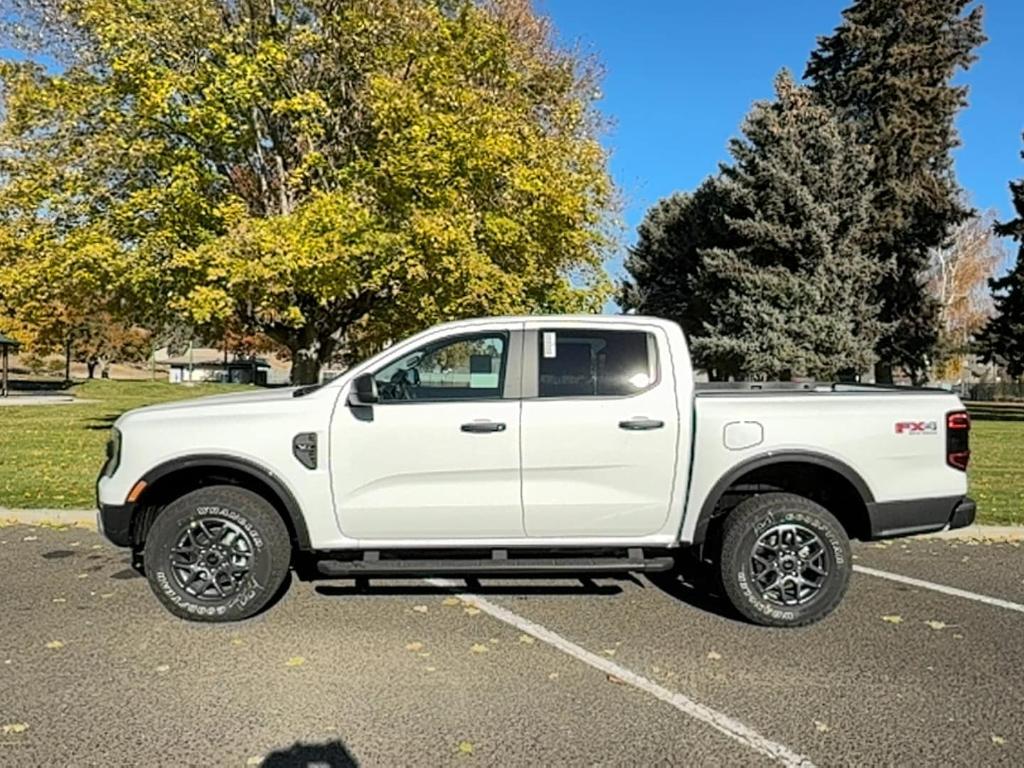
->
xmin=542 ymin=331 xmax=557 ymax=358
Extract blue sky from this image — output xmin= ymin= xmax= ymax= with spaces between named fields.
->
xmin=537 ymin=0 xmax=1024 ymax=280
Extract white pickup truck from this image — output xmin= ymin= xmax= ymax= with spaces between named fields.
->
xmin=97 ymin=315 xmax=975 ymax=627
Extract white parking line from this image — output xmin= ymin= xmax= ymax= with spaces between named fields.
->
xmin=425 ymin=578 xmax=816 ymax=768
xmin=853 ymin=565 xmax=1024 ymax=614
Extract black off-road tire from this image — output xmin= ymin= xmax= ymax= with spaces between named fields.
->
xmin=143 ymin=485 xmax=292 ymax=622
xmin=718 ymin=492 xmax=851 ymax=628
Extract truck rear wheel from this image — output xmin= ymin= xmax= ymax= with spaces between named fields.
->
xmin=718 ymin=492 xmax=851 ymax=627
xmin=143 ymin=485 xmax=292 ymax=622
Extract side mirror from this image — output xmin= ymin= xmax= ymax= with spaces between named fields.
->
xmin=348 ymin=372 xmax=379 ymax=406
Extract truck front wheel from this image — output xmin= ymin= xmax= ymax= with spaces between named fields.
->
xmin=718 ymin=492 xmax=851 ymax=628
xmin=143 ymin=485 xmax=292 ymax=622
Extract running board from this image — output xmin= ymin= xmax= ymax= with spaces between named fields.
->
xmin=315 ymin=548 xmax=675 ymax=578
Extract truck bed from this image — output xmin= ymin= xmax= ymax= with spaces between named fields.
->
xmin=694 ymin=381 xmax=953 ymax=396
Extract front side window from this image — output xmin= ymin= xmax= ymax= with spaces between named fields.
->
xmin=375 ymin=333 xmax=507 ymax=402
xmin=538 ymin=329 xmax=655 ymax=398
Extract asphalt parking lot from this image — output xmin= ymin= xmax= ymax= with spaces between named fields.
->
xmin=2 ymin=524 xmax=1023 ymax=767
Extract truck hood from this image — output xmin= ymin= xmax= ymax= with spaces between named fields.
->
xmin=117 ymin=386 xmax=321 ymax=424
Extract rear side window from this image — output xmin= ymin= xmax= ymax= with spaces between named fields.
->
xmin=538 ymin=329 xmax=656 ymax=398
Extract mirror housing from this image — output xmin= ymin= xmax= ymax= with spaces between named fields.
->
xmin=348 ymin=372 xmax=379 ymax=406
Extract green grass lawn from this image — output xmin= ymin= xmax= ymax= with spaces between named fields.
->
xmin=965 ymin=408 xmax=1024 ymax=526
xmin=1 ymin=381 xmax=1022 ymax=527
xmin=0 ymin=380 xmax=249 ymax=509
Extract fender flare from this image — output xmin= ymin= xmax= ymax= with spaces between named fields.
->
xmin=137 ymin=454 xmax=312 ymax=550
xmin=690 ymin=450 xmax=875 ymax=544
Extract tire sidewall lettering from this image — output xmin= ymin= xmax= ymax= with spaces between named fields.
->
xmin=194 ymin=505 xmax=264 ymax=550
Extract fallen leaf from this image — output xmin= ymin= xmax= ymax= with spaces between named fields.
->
xmin=953 ymin=633 xmax=964 ymax=640
xmin=45 ymin=640 xmax=64 ymax=650
xmin=76 ymin=573 xmax=89 ymax=579
xmin=602 ymin=649 xmax=616 ymax=657
xmin=52 ymin=598 xmax=66 ymax=603
xmin=457 ymin=740 xmax=474 ymax=755
xmin=470 ymin=643 xmax=489 ymax=654
xmin=441 ymin=597 xmax=460 ymax=606
xmin=547 ymin=672 xmax=559 ymax=680
xmin=925 ymin=620 xmax=947 ymax=630
xmin=992 ymin=735 xmax=1006 ymax=746
xmin=1 ymin=723 xmax=28 ymax=735
xmin=464 ymin=607 xmax=481 ymax=616
xmin=405 ymin=642 xmax=424 ymax=652
xmin=417 ymin=652 xmax=431 ymax=658
xmin=100 ymin=593 xmax=114 ymax=599
xmin=245 ymin=756 xmax=262 ymax=766
xmin=155 ymin=664 xmax=170 ymax=674
xmin=284 ymin=656 xmax=306 ymax=667
xmin=881 ymin=615 xmax=903 ymax=624
xmin=22 ymin=536 xmax=38 ymax=542
xmin=230 ymin=638 xmax=243 ymax=646
xmin=706 ymin=651 xmax=722 ymax=661
xmin=518 ymin=634 xmax=535 ymax=645
xmin=424 ymin=666 xmax=437 ymax=672
xmin=412 ymin=605 xmax=428 ymax=614
xmin=814 ymin=720 xmax=830 ymax=733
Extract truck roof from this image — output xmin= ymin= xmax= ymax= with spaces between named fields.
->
xmin=428 ymin=314 xmax=674 ymax=330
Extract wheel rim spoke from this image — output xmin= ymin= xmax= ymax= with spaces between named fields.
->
xmin=748 ymin=521 xmax=830 ymax=607
xmin=170 ymin=515 xmax=255 ymax=601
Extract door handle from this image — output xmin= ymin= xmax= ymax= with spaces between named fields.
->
xmin=461 ymin=421 xmax=507 ymax=433
xmin=619 ymin=418 xmax=664 ymax=431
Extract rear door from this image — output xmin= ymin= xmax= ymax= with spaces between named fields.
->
xmin=520 ymin=322 xmax=680 ymax=537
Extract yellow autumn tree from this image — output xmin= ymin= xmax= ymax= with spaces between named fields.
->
xmin=928 ymin=211 xmax=1005 ymax=380
xmin=0 ymin=0 xmax=615 ymax=383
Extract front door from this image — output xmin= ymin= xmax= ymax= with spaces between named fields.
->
xmin=520 ymin=324 xmax=680 ymax=537
xmin=331 ymin=327 xmax=524 ymax=540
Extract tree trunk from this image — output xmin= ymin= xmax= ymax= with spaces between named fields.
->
xmin=874 ymin=360 xmax=893 ymax=385
xmin=290 ymin=350 xmax=319 ymax=385
xmin=86 ymin=359 xmax=98 ymax=379
xmin=64 ymin=338 xmax=71 ymax=382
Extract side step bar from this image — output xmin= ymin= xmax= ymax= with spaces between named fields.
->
xmin=315 ymin=548 xmax=675 ymax=578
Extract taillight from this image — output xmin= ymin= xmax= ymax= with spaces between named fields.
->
xmin=946 ymin=410 xmax=970 ymax=471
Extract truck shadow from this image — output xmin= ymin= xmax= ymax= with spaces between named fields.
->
xmin=313 ymin=569 xmax=747 ymax=626
xmin=645 ymin=567 xmax=746 ymax=624
xmin=314 ymin=577 xmax=625 ymax=598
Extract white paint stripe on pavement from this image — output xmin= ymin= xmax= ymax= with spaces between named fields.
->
xmin=425 ymin=578 xmax=816 ymax=768
xmin=853 ymin=565 xmax=1024 ymax=614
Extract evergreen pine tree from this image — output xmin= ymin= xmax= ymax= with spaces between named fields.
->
xmin=620 ymin=179 xmax=736 ymax=362
xmin=691 ymin=72 xmax=882 ymax=380
xmin=978 ymin=135 xmax=1024 ymax=378
xmin=806 ymin=0 xmax=986 ymax=383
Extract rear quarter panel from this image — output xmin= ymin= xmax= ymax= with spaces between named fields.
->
xmin=680 ymin=392 xmax=969 ymax=543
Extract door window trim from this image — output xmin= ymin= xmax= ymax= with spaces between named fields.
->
xmin=370 ymin=330 xmax=520 ymax=404
xmin=522 ymin=328 xmax=661 ymax=400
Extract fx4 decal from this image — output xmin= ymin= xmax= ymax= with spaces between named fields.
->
xmin=895 ymin=421 xmax=938 ymax=435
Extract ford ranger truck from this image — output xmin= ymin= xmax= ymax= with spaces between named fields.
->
xmin=96 ymin=315 xmax=975 ymax=627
